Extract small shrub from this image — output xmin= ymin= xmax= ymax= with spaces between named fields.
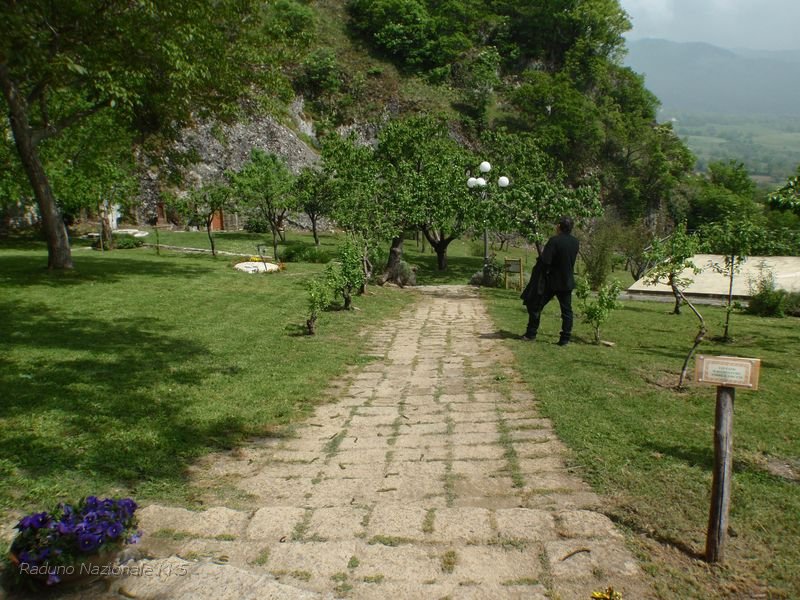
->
xmin=114 ymin=235 xmax=144 ymax=249
xmin=468 ymin=240 xmax=485 ymax=257
xmin=395 ymin=261 xmax=416 ymax=287
xmin=576 ymin=277 xmax=623 ymax=343
xmin=297 ymin=48 xmax=342 ymax=98
xmin=336 ymin=236 xmax=367 ymax=309
xmin=306 ymin=277 xmax=334 ymax=335
xmin=469 ymin=257 xmax=503 ymax=287
xmin=785 ymin=292 xmax=800 ymax=317
xmin=282 ymin=245 xmax=332 ymax=263
xmin=747 ymin=267 xmax=787 ymax=317
xmin=92 ymin=234 xmax=144 ymax=250
xmin=385 ymin=259 xmax=416 ymax=287
xmin=243 ymin=215 xmax=271 ymax=234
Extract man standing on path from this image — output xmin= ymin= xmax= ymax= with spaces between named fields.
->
xmin=520 ymin=216 xmax=579 ymax=345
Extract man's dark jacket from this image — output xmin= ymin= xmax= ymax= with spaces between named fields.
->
xmin=520 ymin=232 xmax=579 ymax=304
xmin=540 ymin=231 xmax=579 ymax=291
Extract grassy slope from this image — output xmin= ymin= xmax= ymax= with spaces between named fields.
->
xmin=309 ymin=0 xmax=458 ymax=125
xmin=0 ymin=241 xmax=414 ymax=522
xmin=483 ymin=288 xmax=800 ymax=598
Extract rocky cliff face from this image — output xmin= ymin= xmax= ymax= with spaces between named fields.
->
xmin=136 ymin=104 xmax=320 ymax=224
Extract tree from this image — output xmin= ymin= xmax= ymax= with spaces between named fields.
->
xmin=1 ymin=0 xmax=270 ymax=269
xmin=643 ymin=225 xmax=704 ymax=388
xmin=168 ymin=181 xmax=234 ymax=257
xmin=687 ymin=161 xmax=762 ymax=230
xmin=376 ymin=115 xmax=477 ymax=272
xmin=321 ymin=133 xmax=387 ymax=286
xmin=451 ymin=47 xmax=501 ymax=126
xmin=326 ymin=235 xmax=367 ymax=311
xmin=293 ymin=167 xmax=334 ymax=246
xmin=643 ymin=225 xmax=700 ymax=315
xmin=502 ymin=0 xmax=631 ymax=71
xmin=233 ymin=150 xmax=295 ymax=261
xmin=348 ymin=0 xmax=435 ymax=67
xmin=579 ymin=212 xmax=624 ymax=289
xmin=619 ymin=221 xmax=656 ymax=282
xmin=769 ymin=168 xmax=800 ymax=215
xmin=708 ymin=159 xmax=757 ymax=197
xmin=482 ymin=130 xmax=601 ymax=253
xmin=44 ymin=110 xmax=138 ymax=247
xmin=700 ymin=217 xmax=769 ymax=342
xmin=509 ymin=69 xmax=604 ymax=178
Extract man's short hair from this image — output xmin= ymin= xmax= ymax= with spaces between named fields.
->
xmin=558 ymin=216 xmax=573 ymax=234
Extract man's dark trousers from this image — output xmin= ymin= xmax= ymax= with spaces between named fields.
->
xmin=524 ymin=290 xmax=573 ymax=341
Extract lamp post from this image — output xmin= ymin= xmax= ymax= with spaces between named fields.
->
xmin=468 ymin=161 xmax=510 ymax=285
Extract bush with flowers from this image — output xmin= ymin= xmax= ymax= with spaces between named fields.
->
xmin=5 ymin=496 xmax=140 ymax=586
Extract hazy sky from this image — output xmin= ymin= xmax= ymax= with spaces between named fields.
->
xmin=620 ymin=0 xmax=800 ymax=51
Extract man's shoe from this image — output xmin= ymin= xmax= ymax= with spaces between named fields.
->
xmin=557 ymin=338 xmax=569 ymax=346
xmin=520 ymin=334 xmax=536 ymax=342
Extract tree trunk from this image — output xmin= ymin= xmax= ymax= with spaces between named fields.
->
xmin=677 ymin=287 xmax=707 ymax=389
xmin=669 ymin=273 xmax=682 ymax=315
xmin=386 ymin=236 xmax=404 ymax=271
xmin=98 ymin=200 xmax=113 ymax=251
xmin=306 ymin=313 xmax=317 ymax=335
xmin=723 ymin=255 xmax=735 ymax=341
xmin=435 ymin=246 xmax=447 ymax=270
xmin=277 ymin=211 xmax=287 ymax=242
xmin=271 ymin=226 xmax=279 ymax=262
xmin=360 ymin=243 xmax=371 ymax=295
xmin=422 ymin=228 xmax=452 ymax=271
xmin=206 ymin=217 xmax=217 ymax=257
xmin=0 ymin=64 xmax=73 ymax=269
xmin=310 ymin=214 xmax=320 ymax=246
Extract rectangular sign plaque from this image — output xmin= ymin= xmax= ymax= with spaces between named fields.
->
xmin=695 ymin=355 xmax=761 ymax=390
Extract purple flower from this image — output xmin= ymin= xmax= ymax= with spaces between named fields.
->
xmin=55 ymin=520 xmax=74 ymax=535
xmin=105 ymin=522 xmax=123 ymax=540
xmin=117 ymin=498 xmax=137 ymax=518
xmin=126 ymin=531 xmax=142 ymax=545
xmin=16 ymin=512 xmax=50 ymax=531
xmin=78 ymin=532 xmax=102 ymax=553
xmin=12 ymin=495 xmax=140 ymax=585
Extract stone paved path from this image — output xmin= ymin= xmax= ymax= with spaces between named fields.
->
xmin=57 ymin=286 xmax=653 ymax=600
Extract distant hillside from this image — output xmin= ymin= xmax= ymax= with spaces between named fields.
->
xmin=624 ymin=38 xmax=800 ymax=117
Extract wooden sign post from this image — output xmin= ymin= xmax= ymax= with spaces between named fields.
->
xmin=695 ymin=355 xmax=760 ymax=563
xmin=504 ymin=258 xmax=523 ymax=290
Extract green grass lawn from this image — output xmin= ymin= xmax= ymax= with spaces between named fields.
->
xmin=131 ymin=227 xmax=540 ymax=287
xmin=0 ymin=241 xmax=415 ymax=524
xmin=483 ymin=288 xmax=800 ymax=599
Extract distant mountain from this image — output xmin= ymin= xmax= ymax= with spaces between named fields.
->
xmin=624 ymin=38 xmax=800 ymax=117
xmin=732 ymin=48 xmax=800 ymax=64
